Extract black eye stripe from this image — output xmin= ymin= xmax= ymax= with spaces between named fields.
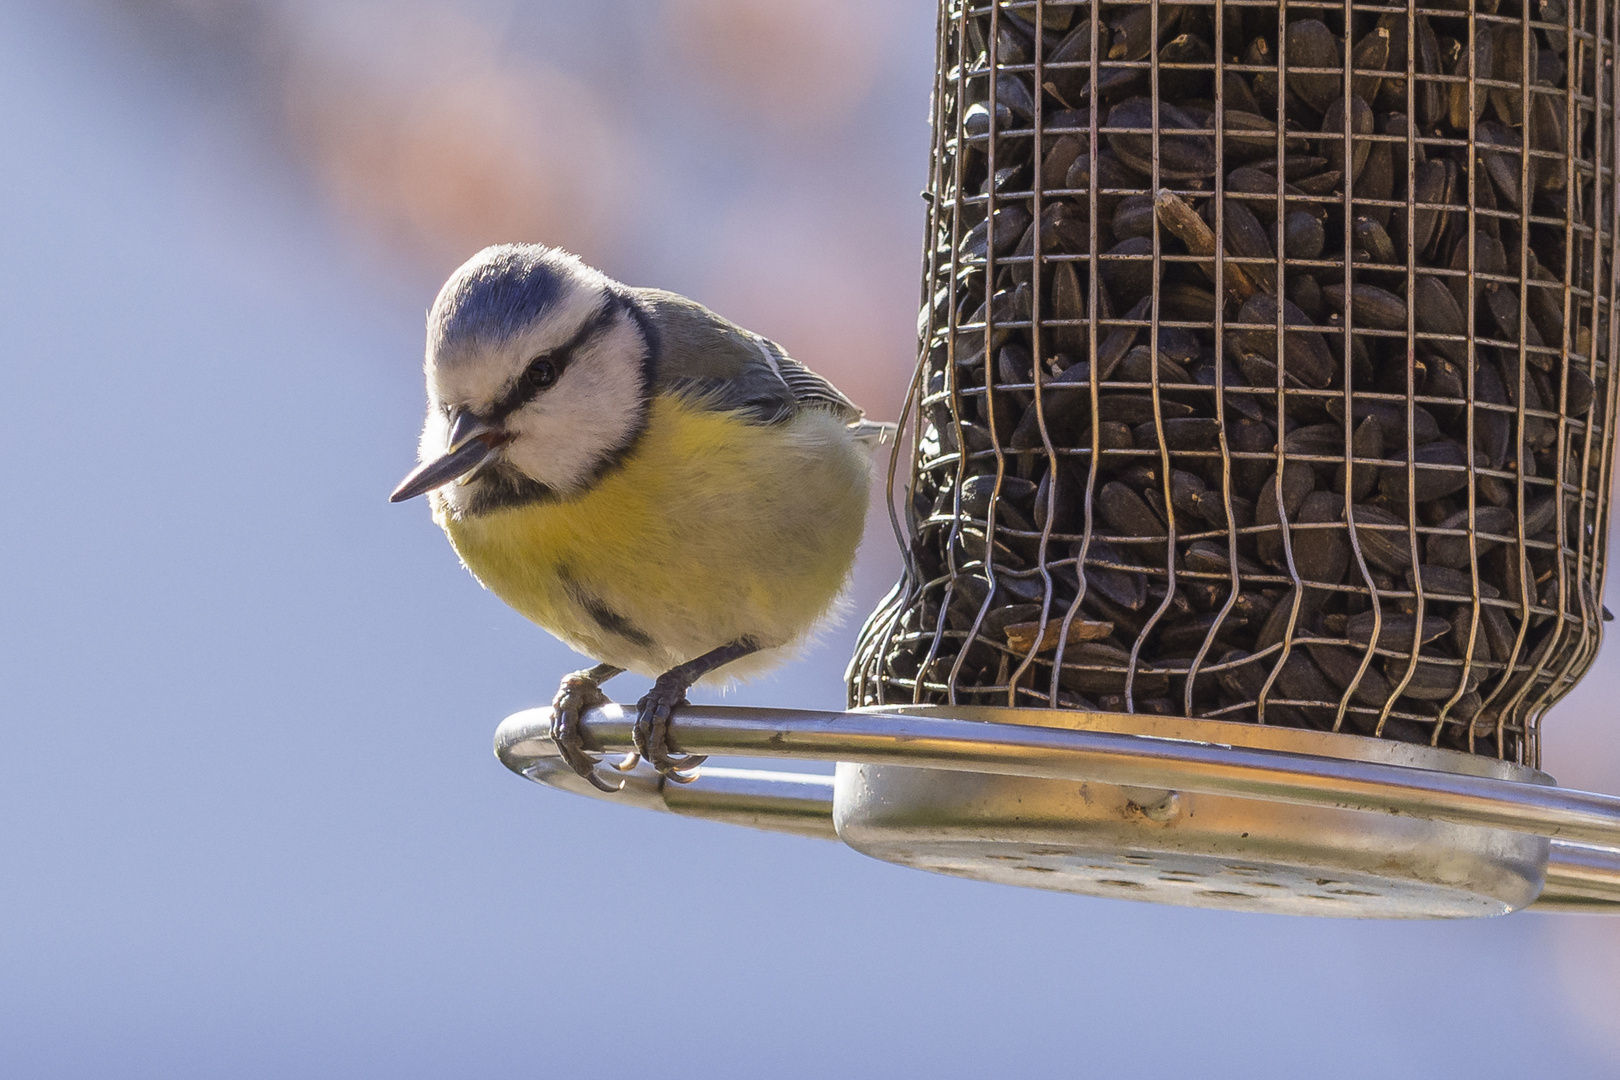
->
xmin=488 ymin=296 xmax=621 ymax=419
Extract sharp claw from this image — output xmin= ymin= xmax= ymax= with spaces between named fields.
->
xmin=610 ymin=751 xmax=641 ymax=773
xmin=632 ymin=687 xmax=703 ymax=781
xmin=557 ymin=729 xmax=623 ymax=791
xmin=552 ymin=731 xmax=601 ymax=779
xmin=550 ymin=669 xmax=624 ymax=792
xmin=660 ymin=757 xmax=708 ymax=784
xmin=582 ymin=768 xmax=625 ymax=793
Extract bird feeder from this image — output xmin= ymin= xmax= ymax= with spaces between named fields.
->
xmin=498 ymin=0 xmax=1620 ymax=916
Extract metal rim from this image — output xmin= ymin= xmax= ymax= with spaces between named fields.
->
xmin=870 ymin=703 xmax=1553 ymax=781
xmin=494 ymin=702 xmax=1620 ymax=911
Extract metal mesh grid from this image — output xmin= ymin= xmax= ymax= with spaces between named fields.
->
xmin=848 ymin=0 xmax=1620 ymax=765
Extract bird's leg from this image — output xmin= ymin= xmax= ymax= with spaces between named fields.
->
xmin=635 ymin=638 xmax=760 ymax=782
xmin=550 ymin=663 xmax=624 ymax=792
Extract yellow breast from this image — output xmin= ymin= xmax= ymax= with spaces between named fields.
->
xmin=436 ymin=397 xmax=872 ymax=676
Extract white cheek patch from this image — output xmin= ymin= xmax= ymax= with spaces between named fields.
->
xmin=501 ymin=315 xmax=647 ymax=495
xmin=431 ymin=360 xmax=510 ymax=417
xmin=418 ymin=403 xmax=451 ymax=461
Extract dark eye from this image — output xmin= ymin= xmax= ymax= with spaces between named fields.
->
xmin=521 ymin=357 xmax=558 ymax=395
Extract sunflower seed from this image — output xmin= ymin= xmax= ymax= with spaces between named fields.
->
xmin=1351 ymin=27 xmax=1391 ymax=103
xmin=1231 ymin=294 xmax=1336 ymax=389
xmin=1378 ymin=439 xmax=1480 ymax=503
xmin=1346 ymin=610 xmax=1451 ymax=652
xmin=1286 ymin=20 xmax=1343 ymax=113
xmin=1321 ymin=283 xmax=1407 ymax=331
xmin=1348 ymin=504 xmax=1415 ymax=574
xmin=1319 ymin=95 xmax=1375 ymax=185
xmin=1307 ymin=642 xmax=1396 ymax=706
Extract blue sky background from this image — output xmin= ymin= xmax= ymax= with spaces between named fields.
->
xmin=2 ymin=1 xmax=1619 ymax=1076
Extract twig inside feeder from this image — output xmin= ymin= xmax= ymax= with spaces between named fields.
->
xmin=1005 ymin=618 xmax=1115 ymax=654
xmin=1153 ymin=188 xmax=1262 ymax=303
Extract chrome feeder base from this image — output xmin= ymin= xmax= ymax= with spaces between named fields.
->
xmin=494 ymin=704 xmax=1620 ymax=918
xmin=838 ymin=709 xmax=1547 ymax=918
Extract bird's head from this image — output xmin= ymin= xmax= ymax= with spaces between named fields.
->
xmin=390 ymin=244 xmax=652 ymax=515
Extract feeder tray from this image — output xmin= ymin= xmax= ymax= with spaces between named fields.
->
xmin=495 ymin=701 xmax=1620 ymax=917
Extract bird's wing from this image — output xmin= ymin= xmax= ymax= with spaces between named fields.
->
xmin=752 ymin=335 xmax=865 ymax=422
xmin=634 ymin=288 xmax=863 ymax=425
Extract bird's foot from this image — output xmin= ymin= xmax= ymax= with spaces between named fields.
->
xmin=633 ymin=674 xmax=708 ymax=783
xmin=550 ymin=665 xmax=623 ymax=793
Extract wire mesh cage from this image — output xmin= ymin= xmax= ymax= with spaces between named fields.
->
xmin=848 ymin=0 xmax=1620 ymax=767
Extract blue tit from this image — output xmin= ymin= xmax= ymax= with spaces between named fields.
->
xmin=390 ymin=244 xmax=894 ymax=788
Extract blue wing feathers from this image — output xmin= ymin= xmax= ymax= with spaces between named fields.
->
xmin=633 ymin=287 xmax=864 ymax=427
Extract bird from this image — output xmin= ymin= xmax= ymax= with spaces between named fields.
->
xmin=390 ymin=244 xmax=894 ymax=790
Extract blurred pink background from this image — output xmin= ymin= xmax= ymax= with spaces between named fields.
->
xmin=2 ymin=0 xmax=1618 ymax=1075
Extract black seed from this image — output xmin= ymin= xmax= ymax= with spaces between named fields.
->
xmin=1285 ymin=20 xmax=1343 ymax=113
xmin=1346 ymin=610 xmax=1451 ymax=652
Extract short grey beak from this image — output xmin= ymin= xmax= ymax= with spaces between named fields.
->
xmin=389 ymin=411 xmax=506 ymax=503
